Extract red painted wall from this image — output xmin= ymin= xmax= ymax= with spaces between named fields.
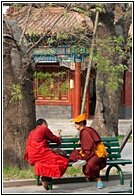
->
xmin=124 ymin=71 xmax=132 ymax=106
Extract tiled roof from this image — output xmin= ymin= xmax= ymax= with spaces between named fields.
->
xmin=4 ymin=6 xmax=93 ymax=35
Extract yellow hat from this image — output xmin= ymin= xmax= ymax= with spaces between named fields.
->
xmin=71 ymin=114 xmax=86 ymax=123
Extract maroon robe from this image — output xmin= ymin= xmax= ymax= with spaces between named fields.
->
xmin=69 ymin=126 xmax=106 ymax=178
xmin=24 ymin=125 xmax=68 ymax=178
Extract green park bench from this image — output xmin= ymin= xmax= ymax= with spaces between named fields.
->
xmin=35 ymin=137 xmax=132 ymax=190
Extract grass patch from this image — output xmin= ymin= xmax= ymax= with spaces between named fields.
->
xmin=3 ymin=165 xmax=84 ymax=180
xmin=3 ymin=165 xmax=118 ymax=181
xmin=3 ymin=166 xmax=35 ymax=180
xmin=118 ymin=134 xmax=132 ymax=141
xmin=100 ymin=168 xmax=118 ymax=175
xmin=63 ymin=167 xmax=83 ymax=177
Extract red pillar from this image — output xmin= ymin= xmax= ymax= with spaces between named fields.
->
xmin=125 ymin=71 xmax=132 ymax=106
xmin=74 ymin=62 xmax=81 ymax=117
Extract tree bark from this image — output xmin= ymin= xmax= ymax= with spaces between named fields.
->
xmin=92 ymin=72 xmax=121 ymax=136
xmin=3 ymin=20 xmax=36 ymax=168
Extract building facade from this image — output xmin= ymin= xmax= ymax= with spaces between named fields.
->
xmin=4 ymin=5 xmax=132 ymax=119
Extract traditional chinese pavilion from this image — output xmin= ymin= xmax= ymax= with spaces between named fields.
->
xmin=4 ymin=5 xmax=132 ymax=119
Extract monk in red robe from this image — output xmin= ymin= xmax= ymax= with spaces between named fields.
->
xmin=24 ymin=119 xmax=68 ymax=190
xmin=69 ymin=114 xmax=107 ymax=189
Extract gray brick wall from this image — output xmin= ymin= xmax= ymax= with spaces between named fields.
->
xmin=119 ymin=106 xmax=132 ymax=119
xmin=36 ymin=105 xmax=72 ymax=119
xmin=36 ymin=105 xmax=132 ymax=119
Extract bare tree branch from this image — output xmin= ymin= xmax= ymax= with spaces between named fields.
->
xmin=19 ymin=4 xmax=32 ymax=45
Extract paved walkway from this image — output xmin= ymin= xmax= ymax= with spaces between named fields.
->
xmin=3 ymin=177 xmax=132 ymax=194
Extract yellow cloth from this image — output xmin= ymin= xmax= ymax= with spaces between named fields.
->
xmin=95 ymin=142 xmax=108 ymax=158
xmin=79 ymin=150 xmax=85 ymax=157
xmin=79 ymin=142 xmax=108 ymax=158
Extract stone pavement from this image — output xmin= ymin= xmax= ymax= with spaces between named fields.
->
xmin=3 ymin=176 xmax=132 ymax=194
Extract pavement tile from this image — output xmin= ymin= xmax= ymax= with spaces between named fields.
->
xmin=3 ymin=178 xmax=132 ymax=194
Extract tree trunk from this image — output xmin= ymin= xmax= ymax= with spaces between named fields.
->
xmin=3 ymin=20 xmax=36 ymax=168
xmin=91 ymin=72 xmax=121 ymax=136
xmin=91 ymin=8 xmax=122 ymax=136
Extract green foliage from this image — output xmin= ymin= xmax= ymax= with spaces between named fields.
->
xmin=75 ymin=25 xmax=84 ymax=32
xmin=93 ymin=36 xmax=128 ymax=92
xmin=127 ymin=37 xmax=132 ymax=48
xmin=3 ymin=166 xmax=83 ymax=180
xmin=73 ymin=7 xmax=90 ymax=16
xmin=48 ymin=3 xmax=53 ymax=6
xmin=3 ymin=166 xmax=35 ymax=180
xmin=34 ymin=71 xmax=68 ymax=98
xmin=9 ymin=84 xmax=23 ymax=103
xmin=28 ymin=31 xmax=40 ymax=37
xmin=56 ymin=33 xmax=69 ymax=40
xmin=37 ymin=83 xmax=50 ymax=98
xmin=70 ymin=45 xmax=86 ymax=54
xmin=118 ymin=134 xmax=132 ymax=141
xmin=97 ymin=22 xmax=104 ymax=27
xmin=4 ymin=161 xmax=129 ymax=180
xmin=59 ymin=82 xmax=68 ymax=95
xmin=63 ymin=167 xmax=83 ymax=177
xmin=107 ymin=36 xmax=126 ymax=57
xmin=12 ymin=3 xmax=23 ymax=8
xmin=34 ymin=71 xmax=66 ymax=80
xmin=34 ymin=72 xmax=52 ymax=97
xmin=95 ymin=59 xmax=127 ymax=92
xmin=108 ymin=35 xmax=124 ymax=44
xmin=47 ymin=37 xmax=56 ymax=45
xmin=95 ymin=3 xmax=106 ymax=13
xmin=64 ymin=10 xmax=70 ymax=19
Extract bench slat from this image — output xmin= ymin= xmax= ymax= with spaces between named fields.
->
xmin=107 ymin=159 xmax=132 ymax=164
xmin=107 ymin=154 xmax=121 ymax=159
xmin=107 ymin=148 xmax=121 ymax=153
xmin=61 ymin=138 xmax=79 ymax=142
xmin=104 ymin=142 xmax=120 ymax=147
xmin=101 ymin=137 xmax=119 ymax=141
xmin=49 ymin=144 xmax=80 ymax=148
xmin=49 ymin=137 xmax=119 ymax=143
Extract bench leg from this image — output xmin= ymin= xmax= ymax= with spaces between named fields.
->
xmin=36 ymin=175 xmax=40 ymax=185
xmin=48 ymin=178 xmax=53 ymax=190
xmin=105 ymin=165 xmax=124 ymax=185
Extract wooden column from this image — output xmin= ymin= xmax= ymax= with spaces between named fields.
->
xmin=125 ymin=71 xmax=132 ymax=106
xmin=74 ymin=61 xmax=81 ymax=117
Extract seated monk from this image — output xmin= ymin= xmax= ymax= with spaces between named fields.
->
xmin=24 ymin=118 xmax=68 ymax=190
xmin=69 ymin=114 xmax=108 ymax=189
